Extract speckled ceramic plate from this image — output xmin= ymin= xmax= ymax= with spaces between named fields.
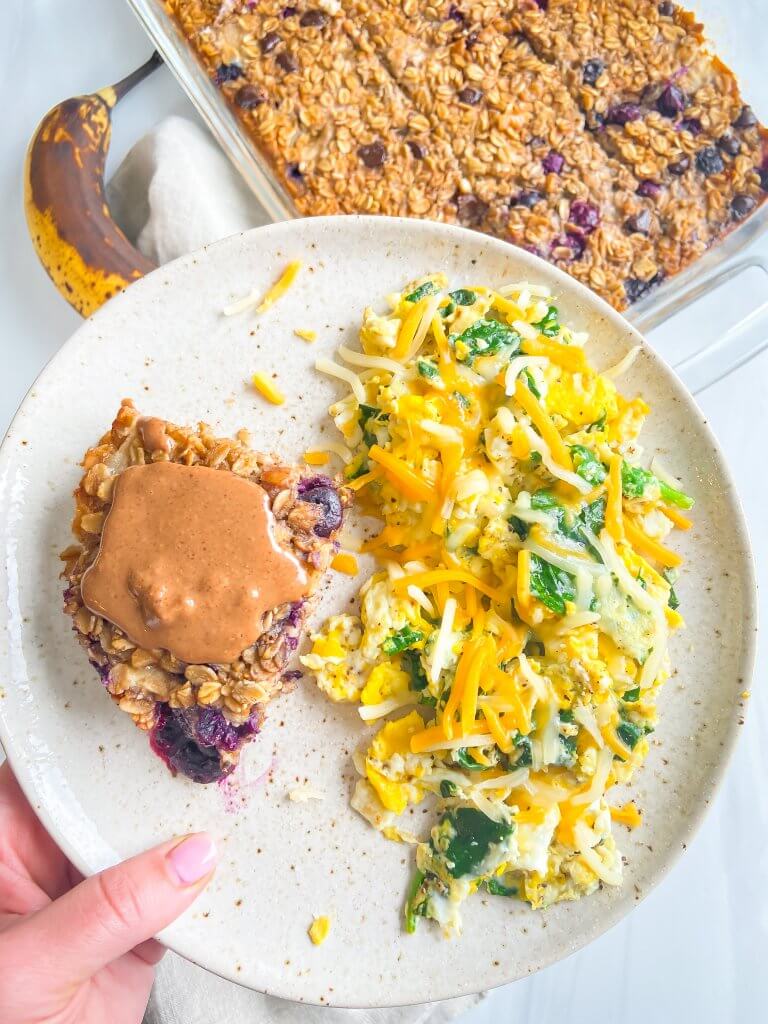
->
xmin=0 ymin=217 xmax=756 ymax=1007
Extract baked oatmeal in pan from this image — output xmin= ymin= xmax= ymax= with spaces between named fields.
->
xmin=513 ymin=0 xmax=768 ymax=288
xmin=182 ymin=0 xmax=463 ymax=219
xmin=61 ymin=400 xmax=349 ymax=783
xmin=163 ymin=0 xmax=767 ymax=311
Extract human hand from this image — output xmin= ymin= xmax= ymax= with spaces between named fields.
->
xmin=0 ymin=762 xmax=217 ymax=1024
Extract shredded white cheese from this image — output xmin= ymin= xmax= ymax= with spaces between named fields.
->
xmin=287 ymin=784 xmax=326 ymax=803
xmin=315 ymin=357 xmax=366 ymax=403
xmin=428 ymin=597 xmax=457 ymax=685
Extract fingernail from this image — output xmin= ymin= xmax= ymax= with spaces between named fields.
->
xmin=167 ymin=833 xmax=218 ymax=886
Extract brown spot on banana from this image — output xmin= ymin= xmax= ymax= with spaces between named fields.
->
xmin=24 ymin=55 xmax=162 ymax=318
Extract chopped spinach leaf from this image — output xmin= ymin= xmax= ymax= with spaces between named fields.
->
xmin=530 ymin=491 xmax=581 ymax=543
xmin=588 ymin=412 xmax=607 ymax=433
xmin=521 ymin=367 xmax=541 ymax=398
xmin=453 ymin=318 xmax=521 ymax=365
xmin=530 ymin=490 xmax=605 ymax=554
xmin=621 ymin=462 xmax=655 ymax=499
xmin=508 ymin=515 xmax=529 ymax=540
xmin=528 ymin=451 xmax=542 ymax=465
xmin=622 ymin=686 xmax=641 ymax=703
xmin=358 ymin=404 xmax=388 ymax=447
xmin=405 ymin=281 xmax=438 ymax=303
xmin=439 ymin=300 xmax=456 ymax=318
xmin=510 ymin=734 xmax=532 ymax=768
xmin=532 ymin=304 xmax=560 ymax=337
xmin=530 ymin=490 xmax=558 ymax=511
xmin=382 ymin=625 xmax=423 ymax=656
xmin=621 ymin=462 xmax=694 ymax=510
xmin=404 ymin=869 xmax=427 ymax=933
xmin=452 ymin=390 xmax=471 ymax=411
xmin=346 ymin=457 xmax=370 ymax=481
xmin=616 ymin=718 xmax=645 ymax=750
xmin=576 ymin=496 xmax=607 ymax=538
xmin=449 ymin=288 xmax=477 ymax=306
xmin=559 ymin=709 xmax=575 ymax=723
xmin=452 ymin=748 xmax=487 ymax=772
xmin=438 ymin=807 xmax=514 ymax=879
xmin=663 ymin=568 xmax=680 ymax=610
xmin=401 ymin=648 xmax=428 ymax=690
xmin=529 ymin=553 xmax=576 ymax=615
xmin=358 ymin=403 xmax=387 ymax=426
xmin=417 ymin=359 xmax=440 ymax=381
xmin=557 ymin=733 xmax=578 ymax=766
xmin=484 ymin=877 xmax=518 ymax=898
xmin=440 ymin=780 xmax=459 ymax=798
xmin=658 ymin=479 xmax=694 ymax=510
xmin=570 ymin=445 xmax=607 ymax=485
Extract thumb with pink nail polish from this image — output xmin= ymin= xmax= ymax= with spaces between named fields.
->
xmin=0 ymin=763 xmax=218 ymax=1024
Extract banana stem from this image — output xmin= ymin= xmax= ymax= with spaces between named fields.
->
xmin=110 ymin=51 xmax=163 ymax=104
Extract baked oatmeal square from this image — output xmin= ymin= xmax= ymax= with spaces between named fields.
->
xmin=167 ymin=0 xmax=463 ymax=218
xmin=62 ymin=400 xmax=349 ymax=783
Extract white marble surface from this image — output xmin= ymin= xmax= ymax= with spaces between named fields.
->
xmin=2 ymin=1 xmax=767 ymax=1020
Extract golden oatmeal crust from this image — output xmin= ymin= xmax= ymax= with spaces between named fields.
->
xmin=169 ymin=0 xmax=463 ymax=219
xmin=62 ymin=399 xmax=349 ymax=737
xmin=164 ymin=0 xmax=767 ymax=310
xmin=514 ymin=0 xmax=768 ymax=279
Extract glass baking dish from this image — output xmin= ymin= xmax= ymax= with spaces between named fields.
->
xmin=125 ymin=0 xmax=768 ymax=393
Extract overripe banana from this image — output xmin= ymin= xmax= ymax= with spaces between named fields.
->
xmin=24 ymin=54 xmax=161 ymax=318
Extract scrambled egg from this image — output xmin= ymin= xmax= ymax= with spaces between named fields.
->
xmin=365 ymin=712 xmax=429 ymax=814
xmin=306 ymin=273 xmax=691 ymax=936
xmin=302 ymin=615 xmax=366 ymax=701
xmin=545 ymin=371 xmax=618 ymax=427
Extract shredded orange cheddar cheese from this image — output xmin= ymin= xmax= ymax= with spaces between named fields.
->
xmin=514 ymin=379 xmax=573 ymax=471
xmin=624 ymin=518 xmax=682 ymax=568
xmin=610 ymin=801 xmax=643 ymax=829
xmin=605 ymin=454 xmax=624 ymax=540
xmin=304 ymin=450 xmax=329 ymax=465
xmin=331 ymin=553 xmax=359 ymax=575
xmin=257 ymin=260 xmax=301 ymax=314
xmin=251 ymin=372 xmax=284 ymax=405
xmin=368 ymin=445 xmax=434 ymax=503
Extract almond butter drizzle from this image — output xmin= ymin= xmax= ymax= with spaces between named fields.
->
xmin=137 ymin=416 xmax=172 ymax=454
xmin=81 ymin=461 xmax=308 ymax=664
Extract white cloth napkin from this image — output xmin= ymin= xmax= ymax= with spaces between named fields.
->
xmin=108 ymin=115 xmax=482 ymax=1024
xmin=108 ymin=115 xmax=272 ymax=265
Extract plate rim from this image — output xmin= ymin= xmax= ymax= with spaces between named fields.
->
xmin=0 ymin=215 xmax=758 ymax=1007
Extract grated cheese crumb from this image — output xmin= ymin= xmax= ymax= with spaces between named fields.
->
xmin=294 ymin=328 xmax=317 ymax=342
xmin=304 ymin=450 xmax=329 ymax=465
xmin=331 ymin=552 xmax=359 ymax=575
xmin=308 ymin=915 xmax=331 ymax=945
xmin=610 ymin=801 xmax=643 ymax=829
xmin=251 ymin=372 xmax=285 ymax=405
xmin=288 ymin=783 xmax=326 ymax=803
xmin=224 ymin=260 xmax=301 ymax=317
